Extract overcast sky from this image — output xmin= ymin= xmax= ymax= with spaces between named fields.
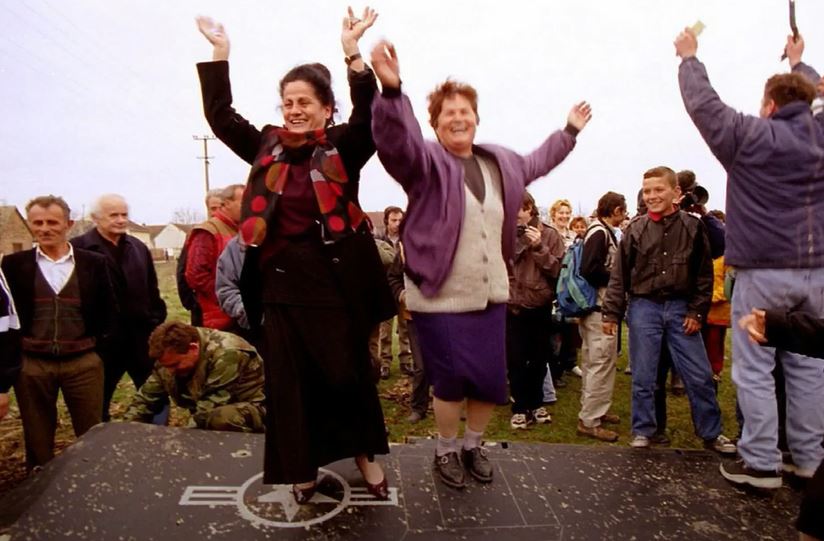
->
xmin=1 ymin=0 xmax=822 ymax=224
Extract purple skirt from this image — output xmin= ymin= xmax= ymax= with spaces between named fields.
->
xmin=411 ymin=303 xmax=508 ymax=404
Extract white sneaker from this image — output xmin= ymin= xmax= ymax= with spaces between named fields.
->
xmin=630 ymin=435 xmax=650 ymax=448
xmin=532 ymin=407 xmax=552 ymax=424
xmin=782 ymin=455 xmax=815 ymax=479
xmin=510 ymin=413 xmax=531 ymax=430
xmin=572 ymin=366 xmax=583 ymax=377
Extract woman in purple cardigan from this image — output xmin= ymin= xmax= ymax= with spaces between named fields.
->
xmin=369 ymin=40 xmax=592 ymax=489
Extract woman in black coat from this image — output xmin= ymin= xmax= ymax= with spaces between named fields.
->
xmin=195 ymin=9 xmax=394 ymax=503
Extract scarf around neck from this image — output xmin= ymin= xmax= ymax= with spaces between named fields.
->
xmin=239 ymin=127 xmax=368 ymax=246
xmin=647 ymin=204 xmax=679 ymax=223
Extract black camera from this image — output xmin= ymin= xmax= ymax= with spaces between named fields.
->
xmin=517 ymin=216 xmax=540 ymax=237
xmin=680 ymin=185 xmax=709 ymax=209
xmin=677 ymin=170 xmax=709 ymax=210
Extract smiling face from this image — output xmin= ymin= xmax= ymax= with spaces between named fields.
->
xmin=642 ymin=175 xmax=680 ymax=215
xmin=434 ymin=94 xmax=478 ymax=158
xmin=27 ymin=203 xmax=71 ymax=253
xmin=552 ymin=205 xmax=572 ymax=230
xmin=281 ymin=80 xmax=332 ymax=132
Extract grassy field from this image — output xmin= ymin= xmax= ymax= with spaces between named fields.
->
xmin=0 ymin=260 xmax=740 ymax=494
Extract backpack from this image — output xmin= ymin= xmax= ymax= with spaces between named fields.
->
xmin=555 ymin=222 xmax=612 ymax=317
xmin=176 ymin=243 xmax=197 ymax=311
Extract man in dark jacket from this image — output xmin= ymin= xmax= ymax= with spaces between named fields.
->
xmin=602 ymin=167 xmax=735 ymax=455
xmin=676 ymin=28 xmax=824 ymax=489
xmin=739 ymin=307 xmax=824 ymax=541
xmin=0 ymin=266 xmax=21 ymax=422
xmin=2 ymin=195 xmax=117 ymax=469
xmin=72 ymin=194 xmax=167 ymax=421
xmin=374 ymin=206 xmax=413 ymax=379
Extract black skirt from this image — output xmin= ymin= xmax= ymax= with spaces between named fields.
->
xmin=258 ymin=239 xmax=390 ymax=485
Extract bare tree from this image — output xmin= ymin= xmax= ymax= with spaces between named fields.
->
xmin=171 ymin=207 xmax=204 ymax=224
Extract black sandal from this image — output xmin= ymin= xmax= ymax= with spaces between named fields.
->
xmin=291 ymin=482 xmax=317 ymax=504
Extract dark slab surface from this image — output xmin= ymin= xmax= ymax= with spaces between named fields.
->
xmin=0 ymin=423 xmax=801 ymax=540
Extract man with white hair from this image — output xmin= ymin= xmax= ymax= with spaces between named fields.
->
xmin=72 ymin=194 xmax=167 ymax=421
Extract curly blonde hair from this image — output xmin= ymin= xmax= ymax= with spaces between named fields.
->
xmin=549 ymin=199 xmax=572 ymax=220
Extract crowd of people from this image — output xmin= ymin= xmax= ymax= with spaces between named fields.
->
xmin=0 ymin=12 xmax=822 ymax=540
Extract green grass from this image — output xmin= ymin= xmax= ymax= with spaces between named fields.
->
xmin=380 ymin=329 xmax=739 ymax=449
xmin=0 ymin=261 xmax=741 ymax=493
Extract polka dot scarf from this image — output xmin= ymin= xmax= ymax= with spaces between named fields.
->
xmin=239 ymin=127 xmax=368 ymax=247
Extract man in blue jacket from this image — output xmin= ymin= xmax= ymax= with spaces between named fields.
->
xmin=676 ymin=29 xmax=824 ymax=489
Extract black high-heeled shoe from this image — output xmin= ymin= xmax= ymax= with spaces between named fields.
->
xmin=291 ymin=482 xmax=317 ymax=505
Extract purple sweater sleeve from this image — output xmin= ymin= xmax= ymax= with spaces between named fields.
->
xmin=371 ymin=91 xmax=435 ymax=193
xmin=520 ymin=129 xmax=576 ymax=186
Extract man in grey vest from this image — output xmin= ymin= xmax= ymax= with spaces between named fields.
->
xmin=1 ymin=195 xmax=117 ymax=470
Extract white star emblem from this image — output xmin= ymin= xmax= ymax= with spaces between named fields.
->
xmin=257 ymin=485 xmax=339 ymax=522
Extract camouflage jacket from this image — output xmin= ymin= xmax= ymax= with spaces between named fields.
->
xmin=125 ymin=328 xmax=265 ymax=428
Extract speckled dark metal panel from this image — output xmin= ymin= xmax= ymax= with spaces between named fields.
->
xmin=0 ymin=423 xmax=801 ymax=540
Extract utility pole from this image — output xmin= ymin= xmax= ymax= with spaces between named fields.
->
xmin=193 ymin=134 xmax=216 ymax=197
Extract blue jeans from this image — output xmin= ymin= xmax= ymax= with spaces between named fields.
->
xmin=627 ymin=298 xmax=722 ymax=439
xmin=732 ymin=268 xmax=824 ymax=473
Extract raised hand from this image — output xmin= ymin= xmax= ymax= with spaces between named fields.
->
xmin=785 ymin=33 xmax=805 ymax=67
xmin=196 ymin=16 xmax=230 ymax=61
xmin=674 ymin=27 xmax=697 ymax=59
xmin=341 ymin=6 xmax=378 ymax=49
xmin=370 ymin=40 xmax=400 ymax=90
xmin=567 ymin=101 xmax=592 ymax=132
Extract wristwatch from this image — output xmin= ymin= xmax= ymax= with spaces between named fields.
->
xmin=344 ymin=52 xmax=362 ymax=66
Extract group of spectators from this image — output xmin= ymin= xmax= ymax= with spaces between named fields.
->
xmin=0 ymin=13 xmax=822 ymax=540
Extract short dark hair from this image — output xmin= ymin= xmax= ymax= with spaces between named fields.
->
xmin=570 ymin=216 xmax=588 ymax=230
xmin=148 ymin=321 xmax=199 ymax=359
xmin=596 ymin=191 xmax=627 ymax=218
xmin=764 ymin=73 xmax=816 ymax=108
xmin=708 ymin=209 xmax=726 ymax=222
xmin=521 ymin=192 xmax=539 ymax=218
xmin=427 ymin=79 xmax=479 ymax=129
xmin=383 ymin=206 xmax=404 ymax=225
xmin=643 ymin=166 xmax=677 ymax=188
xmin=676 ymin=170 xmax=696 ymax=192
xmin=26 ymin=195 xmax=71 ymax=220
xmin=279 ymin=63 xmax=337 ymax=127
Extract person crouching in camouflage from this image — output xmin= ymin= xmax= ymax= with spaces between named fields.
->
xmin=125 ymin=321 xmax=265 ymax=432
